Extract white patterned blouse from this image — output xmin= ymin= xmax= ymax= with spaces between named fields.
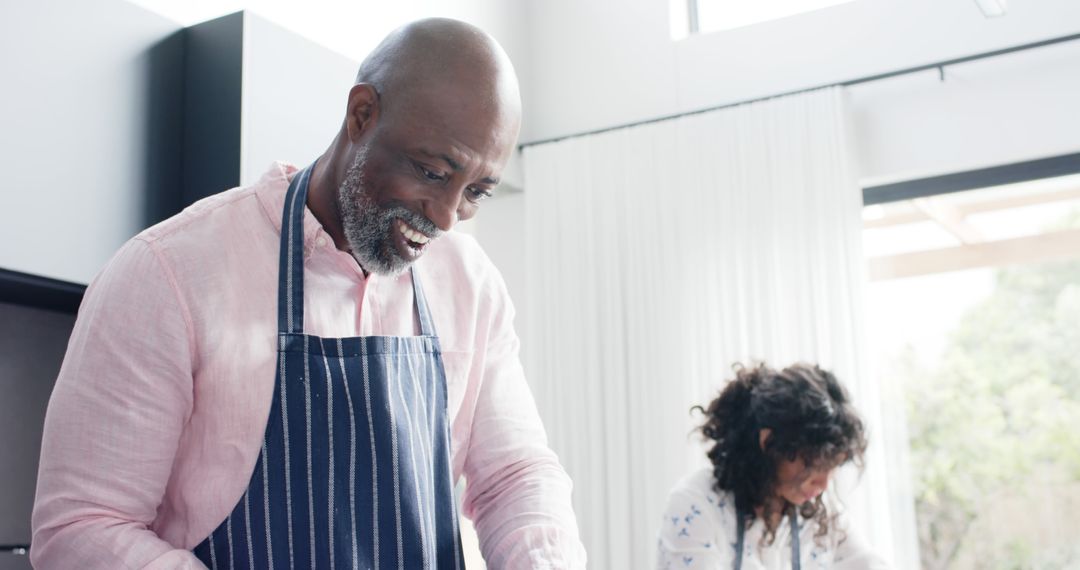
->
xmin=657 ymin=468 xmax=891 ymax=570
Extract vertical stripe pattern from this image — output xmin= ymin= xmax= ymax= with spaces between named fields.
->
xmin=192 ymin=165 xmax=465 ymax=569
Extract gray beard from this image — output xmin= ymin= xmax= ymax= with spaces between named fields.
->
xmin=336 ymin=149 xmax=442 ymax=276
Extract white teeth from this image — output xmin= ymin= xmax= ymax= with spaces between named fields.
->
xmin=399 ymin=220 xmax=430 ymax=245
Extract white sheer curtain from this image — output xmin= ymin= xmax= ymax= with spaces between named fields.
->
xmin=522 ymin=87 xmax=902 ymax=568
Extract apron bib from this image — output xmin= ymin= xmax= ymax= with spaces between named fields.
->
xmin=193 ymin=164 xmax=465 ymax=569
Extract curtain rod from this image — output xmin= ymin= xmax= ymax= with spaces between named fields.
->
xmin=518 ymin=31 xmax=1080 ymax=150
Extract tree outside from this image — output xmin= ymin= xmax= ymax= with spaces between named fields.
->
xmin=880 ymin=214 xmax=1080 ymax=568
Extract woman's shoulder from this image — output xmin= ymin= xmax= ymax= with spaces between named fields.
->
xmin=657 ymin=467 xmax=736 ymax=568
xmin=669 ymin=467 xmax=731 ymax=504
xmin=662 ymin=467 xmax=737 ymax=532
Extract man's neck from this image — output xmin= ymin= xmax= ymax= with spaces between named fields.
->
xmin=306 ymin=152 xmax=349 ymax=252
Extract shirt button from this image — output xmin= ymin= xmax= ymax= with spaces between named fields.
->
xmin=315 ymin=236 xmax=327 ymax=247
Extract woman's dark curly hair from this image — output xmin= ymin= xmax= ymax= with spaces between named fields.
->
xmin=693 ymin=362 xmax=867 ymax=546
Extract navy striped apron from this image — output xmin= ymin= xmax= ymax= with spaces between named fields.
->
xmin=193 ymin=165 xmax=465 ymax=569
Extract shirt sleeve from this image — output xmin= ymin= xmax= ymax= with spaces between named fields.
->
xmin=458 ymin=266 xmax=587 ymax=569
xmin=31 ymin=238 xmax=206 ymax=570
xmin=656 ymin=480 xmax=731 ymax=570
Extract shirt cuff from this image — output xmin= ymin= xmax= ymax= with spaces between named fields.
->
xmin=483 ymin=525 xmax=587 ymax=570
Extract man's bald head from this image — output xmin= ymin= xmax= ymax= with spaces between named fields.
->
xmin=355 ymin=18 xmax=521 ymax=125
xmin=306 ymin=18 xmax=523 ymax=275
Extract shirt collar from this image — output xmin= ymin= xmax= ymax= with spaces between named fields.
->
xmin=252 ymin=161 xmax=387 ymax=283
xmin=253 ymin=161 xmax=324 ymax=249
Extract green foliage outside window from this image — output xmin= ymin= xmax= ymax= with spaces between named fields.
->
xmin=896 ymin=213 xmax=1080 ymax=569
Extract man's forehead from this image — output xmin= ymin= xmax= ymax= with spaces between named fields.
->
xmin=382 ymin=86 xmax=518 ymax=171
xmin=417 ymin=148 xmax=463 ymax=171
xmin=402 ymin=88 xmax=516 ymax=131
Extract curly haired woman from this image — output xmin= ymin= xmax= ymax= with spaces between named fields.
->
xmin=657 ymin=363 xmax=890 ymax=569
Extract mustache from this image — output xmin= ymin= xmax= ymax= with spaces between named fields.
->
xmin=380 ymin=204 xmax=442 ymax=238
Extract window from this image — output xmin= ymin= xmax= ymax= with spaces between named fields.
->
xmin=864 ymin=173 xmax=1080 ymax=568
xmin=673 ymin=0 xmax=857 ymax=39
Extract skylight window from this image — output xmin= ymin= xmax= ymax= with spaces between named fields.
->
xmin=673 ymin=0 xmax=857 ymax=38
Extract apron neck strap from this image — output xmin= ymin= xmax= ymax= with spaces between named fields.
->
xmin=734 ymin=510 xmax=746 ymax=570
xmin=411 ymin=267 xmax=438 ymax=337
xmin=277 ymin=163 xmax=440 ymax=338
xmin=789 ymin=508 xmax=800 ymax=570
xmin=278 ymin=164 xmax=313 ymax=335
xmin=733 ymin=507 xmax=801 ymax=570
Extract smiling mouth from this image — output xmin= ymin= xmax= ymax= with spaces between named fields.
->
xmin=397 ymin=218 xmax=431 ymax=250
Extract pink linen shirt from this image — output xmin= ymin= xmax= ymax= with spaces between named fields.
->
xmin=31 ymin=162 xmax=585 ymax=569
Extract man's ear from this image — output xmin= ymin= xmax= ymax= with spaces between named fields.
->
xmin=758 ymin=428 xmax=772 ymax=451
xmin=345 ymin=83 xmax=380 ymax=142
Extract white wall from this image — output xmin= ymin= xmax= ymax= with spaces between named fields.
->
xmin=520 ymin=0 xmax=1080 ymax=147
xmin=239 ymin=13 xmax=359 ymax=185
xmin=849 ymin=37 xmax=1080 ymax=185
xmin=0 ymin=0 xmax=183 ymax=283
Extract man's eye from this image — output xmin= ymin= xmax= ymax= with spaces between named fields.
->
xmin=419 ymin=165 xmax=444 ymax=181
xmin=467 ymin=187 xmax=493 ymax=203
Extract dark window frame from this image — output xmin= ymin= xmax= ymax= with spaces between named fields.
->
xmin=862 ymin=152 xmax=1080 ymax=206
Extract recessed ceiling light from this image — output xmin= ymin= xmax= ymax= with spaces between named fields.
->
xmin=974 ymin=0 xmax=1007 ymax=17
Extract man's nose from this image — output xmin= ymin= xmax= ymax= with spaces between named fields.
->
xmin=424 ymin=189 xmax=463 ymax=232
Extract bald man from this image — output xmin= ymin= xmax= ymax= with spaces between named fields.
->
xmin=31 ymin=19 xmax=586 ymax=569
